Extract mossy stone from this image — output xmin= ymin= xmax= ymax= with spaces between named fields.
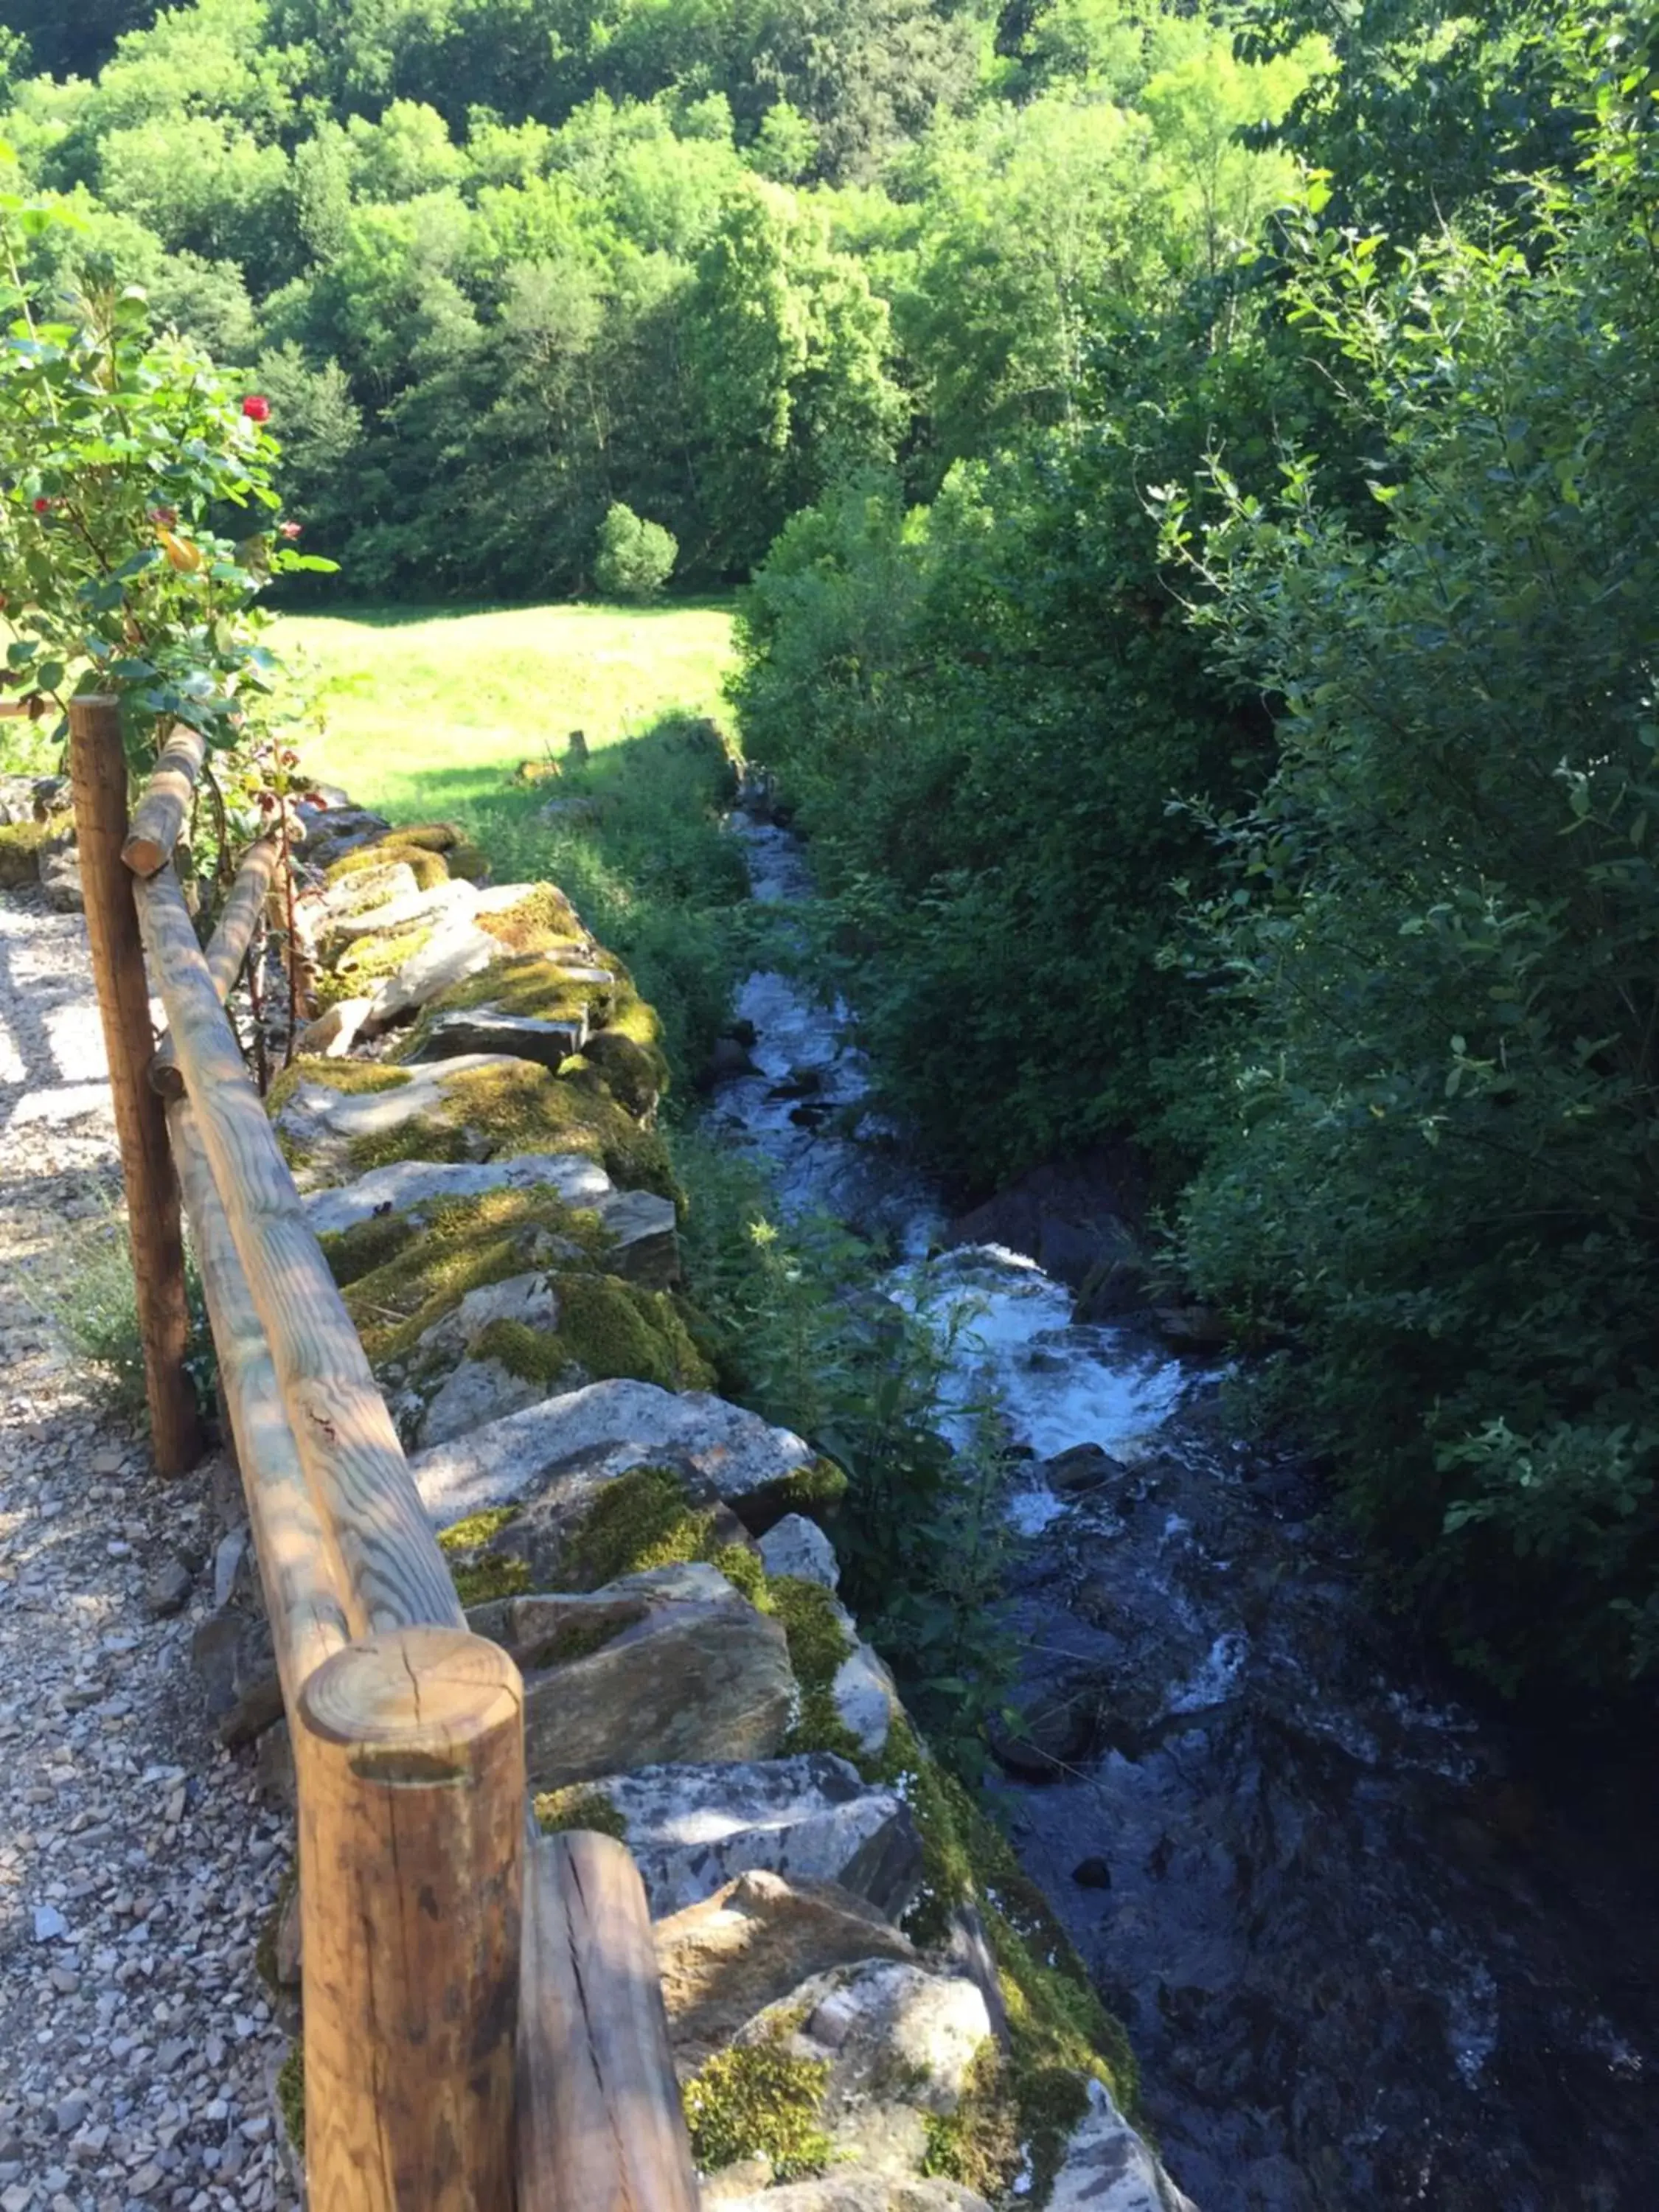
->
xmin=555 ymin=1464 xmax=721 ymax=1591
xmin=533 ymin=1785 xmax=629 ymax=1841
xmin=868 ymin=1718 xmax=1138 ymax=2200
xmin=324 ymin=839 xmax=448 ymax=890
xmin=317 ymin=1211 xmax=417 ymax=1289
xmin=681 ymin=2021 xmax=833 ymax=2179
xmin=0 ymin=815 xmax=58 ymax=887
xmin=447 ymin=840 xmax=490 ymax=882
xmin=431 ymin=1060 xmax=674 ymax=1197
xmin=478 ymin=883 xmax=585 ymax=955
xmin=337 ymin=1186 xmax=604 ymax=1366
xmin=581 ymin=1027 xmax=667 ymax=1115
xmin=266 ymin=1058 xmax=412 ymax=1116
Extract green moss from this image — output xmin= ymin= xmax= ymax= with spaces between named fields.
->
xmin=318 ymin=1211 xmax=417 ymax=1288
xmin=451 ymin=1553 xmax=532 ymax=1605
xmin=534 ymin=1785 xmax=629 ymax=1840
xmin=682 ymin=2023 xmax=833 ymax=2180
xmin=712 ymin=1541 xmax=768 ymax=1605
xmin=0 ymin=815 xmax=56 ymax=886
xmin=543 ymin=1614 xmax=628 ymax=1664
xmin=560 ymin=1273 xmax=711 ymax=1389
xmin=558 ymin=1464 xmax=717 ymax=1590
xmin=765 ymin=1574 xmax=863 ymax=1759
xmin=446 ymin=840 xmax=490 ymax=882
xmin=768 ymin=1576 xmax=852 ymax=1690
xmin=276 ymin=2042 xmax=305 ymax=2154
xmin=866 ymin=1719 xmax=1138 ymax=2201
xmin=581 ymin=1027 xmax=667 ymax=1115
xmin=328 ymin=922 xmax=431 ymax=991
xmin=427 ymin=953 xmax=595 ymax=1023
xmin=387 ymin=820 xmax=460 ymax=852
xmin=439 ymin=1503 xmax=532 ymax=1604
xmin=338 ymin=1187 xmax=602 ymax=1366
xmin=322 ymin=844 xmax=395 ymax=884
xmin=324 ymin=837 xmax=451 ymax=890
xmin=468 ymin=1271 xmax=711 ymax=1396
xmin=427 ymin=1060 xmax=674 ymax=1197
xmin=739 ymin=1455 xmax=851 ymax=1534
xmin=437 ymin=1505 xmax=521 ymax=1554
xmin=266 ymin=1057 xmax=411 ymax=1116
xmin=478 ymin=882 xmax=585 ymax=953
xmin=921 ymin=2045 xmax=1028 ymax=2201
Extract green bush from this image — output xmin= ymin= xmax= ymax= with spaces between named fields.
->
xmin=593 ymin=502 xmax=678 ymax=602
xmin=1164 ymin=152 xmax=1659 ymax=1689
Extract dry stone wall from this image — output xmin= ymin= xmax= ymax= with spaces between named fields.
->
xmin=209 ymin=793 xmax=1196 ymax=2212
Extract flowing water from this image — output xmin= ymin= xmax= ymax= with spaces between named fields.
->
xmin=707 ymin=813 xmax=1659 ymax=2212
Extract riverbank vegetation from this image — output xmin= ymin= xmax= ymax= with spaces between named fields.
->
xmin=2 ymin=0 xmax=1655 ymax=1697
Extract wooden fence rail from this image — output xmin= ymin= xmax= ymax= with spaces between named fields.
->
xmin=65 ymin=696 xmax=698 ymax=2212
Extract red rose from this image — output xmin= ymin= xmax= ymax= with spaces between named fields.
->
xmin=32 ymin=495 xmax=50 ymax=513
xmin=242 ymin=395 xmax=271 ymax=423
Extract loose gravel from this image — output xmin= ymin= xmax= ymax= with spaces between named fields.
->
xmin=0 ymin=887 xmax=297 ymax=2212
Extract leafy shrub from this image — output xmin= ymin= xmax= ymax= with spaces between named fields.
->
xmin=593 ymin=501 xmax=677 ymax=602
xmin=1164 ymin=156 xmax=1659 ymax=1688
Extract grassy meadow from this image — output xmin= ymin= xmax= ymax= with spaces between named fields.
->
xmin=277 ymin=599 xmax=737 ymax=818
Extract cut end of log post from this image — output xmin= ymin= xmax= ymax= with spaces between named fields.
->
xmin=122 ymin=725 xmax=208 ymax=877
xmin=301 ymin=1624 xmax=523 ymax=1775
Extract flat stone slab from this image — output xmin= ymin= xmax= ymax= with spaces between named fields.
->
xmin=275 ymin=1054 xmax=493 ymax=1183
xmin=417 ymin=1353 xmax=545 ymax=1449
xmin=302 ymin=1153 xmax=616 ymax=1237
xmin=654 ymin=1871 xmax=916 ymax=2069
xmin=407 ymin=1007 xmax=588 ymax=1069
xmin=571 ymin=1752 xmax=924 ymax=1921
xmin=367 ymin=920 xmax=503 ymax=1025
xmin=321 ymin=858 xmax=420 ymax=917
xmin=1048 ymin=2080 xmax=1200 ymax=2212
xmin=594 ymin=1186 xmax=679 ymax=1287
xmin=709 ymin=2183 xmax=992 ymax=2212
xmin=521 ymin=1599 xmax=795 ymax=1790
xmin=411 ymin=1377 xmax=817 ymax=1528
xmin=329 ymin=877 xmax=479 ymax=942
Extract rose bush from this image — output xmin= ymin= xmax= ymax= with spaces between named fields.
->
xmin=0 ymin=161 xmax=333 ymax=840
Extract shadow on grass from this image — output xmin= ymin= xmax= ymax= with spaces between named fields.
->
xmin=288 ymin=594 xmax=739 ymax=630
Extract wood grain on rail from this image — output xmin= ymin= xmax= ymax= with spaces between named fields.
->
xmin=518 ymin=1829 xmax=700 ymax=2212
xmin=136 ymin=861 xmax=464 ymax=1635
xmin=122 ymin=723 xmax=207 ymax=876
xmin=151 ymin=836 xmax=280 ymax=1099
xmin=167 ymin=1096 xmax=352 ymax=1702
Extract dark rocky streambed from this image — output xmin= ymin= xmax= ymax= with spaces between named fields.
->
xmin=704 ymin=810 xmax=1659 ymax=2212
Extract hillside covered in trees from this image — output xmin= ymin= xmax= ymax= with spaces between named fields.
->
xmin=0 ymin=0 xmax=1321 ymax=590
xmin=3 ymin=0 xmax=1657 ymax=1701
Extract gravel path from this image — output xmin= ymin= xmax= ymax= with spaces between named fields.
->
xmin=0 ymin=888 xmax=297 ymax=2212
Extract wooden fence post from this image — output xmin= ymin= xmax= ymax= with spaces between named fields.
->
xmin=67 ymin=695 xmax=202 ymax=1474
xmin=297 ymin=1626 xmax=524 ymax=2212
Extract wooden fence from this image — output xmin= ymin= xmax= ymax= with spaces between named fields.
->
xmin=66 ymin=697 xmax=700 ymax=2212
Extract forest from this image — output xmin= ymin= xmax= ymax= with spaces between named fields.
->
xmin=1 ymin=0 xmax=1657 ymax=1700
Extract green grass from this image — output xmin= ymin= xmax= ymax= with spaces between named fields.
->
xmin=275 ymin=599 xmax=737 ymax=818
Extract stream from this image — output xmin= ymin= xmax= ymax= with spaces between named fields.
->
xmin=705 ymin=811 xmax=1659 ymax=2212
